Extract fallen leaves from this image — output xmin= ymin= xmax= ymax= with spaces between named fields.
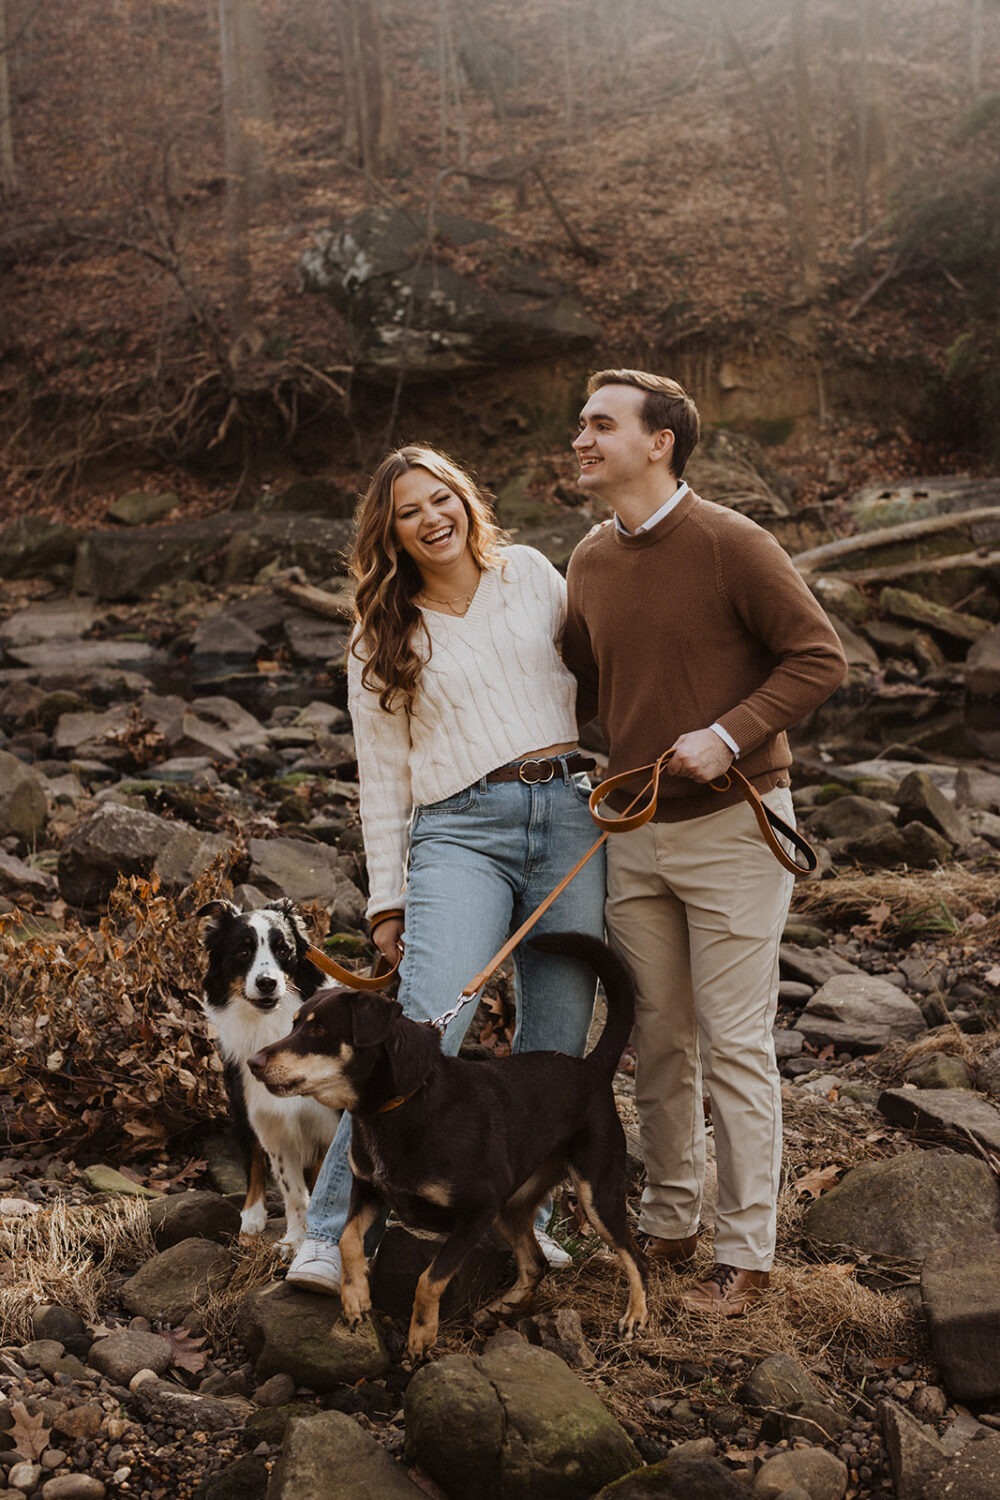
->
xmin=792 ymin=1163 xmax=842 ymax=1200
xmin=10 ymin=1402 xmax=51 ymax=1461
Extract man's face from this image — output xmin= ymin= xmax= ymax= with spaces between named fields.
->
xmin=572 ymin=384 xmax=672 ymax=496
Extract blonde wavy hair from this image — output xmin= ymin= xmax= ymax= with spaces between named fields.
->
xmin=349 ymin=446 xmax=508 ymax=711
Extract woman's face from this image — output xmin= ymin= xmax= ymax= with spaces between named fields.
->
xmin=391 ymin=465 xmax=471 ymax=574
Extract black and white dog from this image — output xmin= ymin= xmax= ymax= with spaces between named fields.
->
xmin=198 ymin=899 xmax=340 ymax=1253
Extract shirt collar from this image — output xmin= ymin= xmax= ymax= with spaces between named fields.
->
xmin=614 ymin=480 xmax=689 ymax=535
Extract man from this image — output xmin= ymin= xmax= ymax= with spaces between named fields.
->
xmin=563 ymin=369 xmax=846 ymax=1315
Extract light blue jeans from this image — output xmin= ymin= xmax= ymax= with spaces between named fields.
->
xmin=304 ymin=760 xmax=607 ymax=1247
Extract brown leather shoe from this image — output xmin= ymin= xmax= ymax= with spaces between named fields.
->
xmin=644 ymin=1234 xmax=698 ymax=1267
xmin=676 ymin=1263 xmax=769 ymax=1316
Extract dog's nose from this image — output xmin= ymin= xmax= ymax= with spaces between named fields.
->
xmin=256 ymin=976 xmax=278 ymax=996
xmin=247 ymin=1050 xmax=267 ymax=1077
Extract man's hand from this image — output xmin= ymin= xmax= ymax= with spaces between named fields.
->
xmin=666 ymin=728 xmax=734 ymax=783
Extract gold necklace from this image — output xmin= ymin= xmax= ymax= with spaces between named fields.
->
xmin=418 ymin=581 xmax=479 ymax=616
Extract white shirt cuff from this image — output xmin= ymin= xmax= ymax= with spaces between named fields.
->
xmin=710 ymin=723 xmax=739 ymax=758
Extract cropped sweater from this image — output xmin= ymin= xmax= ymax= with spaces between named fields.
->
xmin=563 ymin=490 xmax=847 ymax=821
xmin=348 ymin=544 xmax=579 ymax=919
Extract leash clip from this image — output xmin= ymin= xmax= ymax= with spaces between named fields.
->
xmin=431 ymin=987 xmax=484 ymax=1034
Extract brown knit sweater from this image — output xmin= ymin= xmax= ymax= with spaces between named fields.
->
xmin=563 ymin=490 xmax=847 ymax=821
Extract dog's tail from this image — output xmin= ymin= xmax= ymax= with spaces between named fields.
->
xmin=528 ymin=931 xmax=636 ymax=1081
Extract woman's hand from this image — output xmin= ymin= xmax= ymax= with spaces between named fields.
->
xmin=372 ymin=916 xmax=405 ymax=966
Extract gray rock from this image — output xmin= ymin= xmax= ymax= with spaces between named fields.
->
xmin=965 ymin=621 xmax=1000 ymax=697
xmin=844 ymin=819 xmax=954 ymax=870
xmin=15 ymin=1340 xmax=70 ymax=1377
xmin=896 ymin=769 xmax=972 ymax=848
xmin=79 ymin=1164 xmax=162 ymax=1197
xmin=902 ymin=1053 xmax=973 ymax=1090
xmin=41 ymin=1477 xmax=108 ymax=1500
xmin=154 ymin=824 xmax=233 ymax=892
xmin=880 ymin=1399 xmax=949 ymax=1500
xmin=57 ymin=803 xmax=174 ymax=907
xmin=8 ymin=638 xmax=167 ymax=676
xmin=30 ymin=1305 xmax=91 ymax=1358
xmin=921 ymin=1235 xmax=1000 ymax=1400
xmin=878 ymin=1086 xmax=1000 ymax=1155
xmin=120 ymin=1238 xmax=234 ymax=1324
xmin=0 ymin=851 xmax=57 ymax=900
xmin=0 ymin=516 xmax=77 ymax=580
xmin=189 ymin=696 xmax=269 ymax=751
xmin=185 ymin=1454 xmax=268 ymax=1500
xmin=796 ymin=973 xmax=926 ymax=1052
xmin=779 ymin=943 xmax=863 ymax=986
xmin=516 ymin=1308 xmax=595 ymax=1369
xmin=252 ymin=1372 xmax=296 ymax=1407
xmin=804 ymin=794 xmax=896 ymax=839
xmin=268 ymin=1409 xmax=425 ymax=1498
xmin=127 ymin=1377 xmax=253 ymax=1433
xmin=977 ymin=1047 xmax=1000 ymax=1100
xmin=736 ymin=1352 xmax=827 ymax=1414
xmin=758 ymin=1400 xmax=849 ymax=1443
xmin=237 ymin=1281 xmax=389 ymax=1392
xmin=923 ymin=1433 xmax=1000 ymax=1500
xmin=87 ymin=1330 xmax=173 ymax=1384
xmin=752 ymin=1448 xmax=847 ymax=1499
xmin=247 ymin=835 xmax=365 ymax=921
xmin=594 ymin=1451 xmax=747 ymax=1497
xmin=828 ymin=614 xmax=880 ymax=670
xmin=191 ymin=610 xmax=267 ymax=661
xmin=774 ymin=1029 xmax=805 ymax=1059
xmin=405 ymin=1332 xmax=639 ymax=1499
xmin=0 ymin=600 xmax=97 ymax=648
xmin=804 ymin=1147 xmax=1000 ymax=1259
xmin=301 ymin=206 xmax=600 ymax=380
xmin=0 ymin=749 xmax=47 ymax=841
xmin=146 ymin=1190 xmax=241 ymax=1249
xmin=106 ymin=490 xmax=179 ymax=526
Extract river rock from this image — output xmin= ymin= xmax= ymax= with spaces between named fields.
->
xmin=268 ymin=1409 xmax=425 ymax=1498
xmin=803 ymin=1147 xmax=1000 ymax=1259
xmin=146 ymin=1190 xmax=241 ymax=1249
xmin=594 ymin=1451 xmax=746 ymax=1497
xmin=120 ymin=1238 xmax=234 ymax=1323
xmin=895 ymin=769 xmax=972 ymax=848
xmin=880 ymin=1399 xmax=949 ymax=1500
xmin=237 ymin=1281 xmax=389 ymax=1391
xmin=923 ymin=1433 xmax=1000 ymax=1500
xmin=57 ymin=803 xmax=175 ymax=907
xmin=88 ymin=1330 xmax=173 ymax=1384
xmin=735 ymin=1352 xmax=828 ymax=1413
xmin=0 ymin=749 xmax=48 ymax=841
xmin=795 ymin=973 xmax=926 ymax=1052
xmin=878 ymin=1086 xmax=1000 ymax=1155
xmin=752 ymin=1447 xmax=848 ymax=1499
xmin=921 ymin=1235 xmax=1000 ymax=1400
xmin=247 ymin=835 xmax=365 ymax=922
xmin=404 ymin=1332 xmax=639 ymax=1499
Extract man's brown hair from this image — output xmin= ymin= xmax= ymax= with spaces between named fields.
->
xmin=587 ymin=369 xmax=701 ymax=478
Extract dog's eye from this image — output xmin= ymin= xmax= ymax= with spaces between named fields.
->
xmin=272 ymin=941 xmax=291 ymax=962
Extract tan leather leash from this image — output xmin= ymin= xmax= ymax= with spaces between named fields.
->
xmin=307 ymin=749 xmax=817 ymax=1018
xmin=431 ymin=749 xmax=817 ymax=1034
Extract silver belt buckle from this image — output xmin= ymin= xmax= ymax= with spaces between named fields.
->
xmin=518 ymin=758 xmax=555 ymax=784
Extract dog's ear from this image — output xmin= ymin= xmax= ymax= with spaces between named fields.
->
xmin=386 ymin=1021 xmax=440 ymax=1099
xmin=197 ymin=900 xmax=240 ymax=940
xmin=265 ymin=898 xmax=310 ymax=946
xmin=349 ymin=992 xmax=403 ymax=1049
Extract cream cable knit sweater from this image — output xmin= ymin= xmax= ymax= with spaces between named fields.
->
xmin=347 ymin=545 xmax=580 ymax=920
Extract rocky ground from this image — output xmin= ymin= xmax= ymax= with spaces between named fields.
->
xmin=1 ymin=480 xmax=1000 ymax=1499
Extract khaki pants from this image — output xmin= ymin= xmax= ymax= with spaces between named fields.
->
xmin=606 ymin=788 xmax=795 ymax=1272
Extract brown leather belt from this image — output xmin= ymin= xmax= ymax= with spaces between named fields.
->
xmin=485 ymin=753 xmax=597 ymax=785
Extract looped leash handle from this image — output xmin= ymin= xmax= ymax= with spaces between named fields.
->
xmin=587 ymin=749 xmax=674 ymax=832
xmin=710 ymin=766 xmax=818 ymax=874
xmin=305 ymin=942 xmax=400 ymax=991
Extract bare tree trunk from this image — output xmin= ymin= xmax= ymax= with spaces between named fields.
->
xmin=240 ymin=0 xmax=272 ymax=202
xmin=218 ymin=0 xmax=253 ymax=352
xmin=333 ymin=0 xmax=397 ymax=176
xmin=791 ymin=0 xmax=819 ymax=298
xmin=857 ymin=0 xmax=870 ymax=242
xmin=968 ymin=0 xmax=983 ymax=95
xmin=0 ymin=0 xmax=16 ymax=198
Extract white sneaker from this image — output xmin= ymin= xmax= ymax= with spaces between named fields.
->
xmin=536 ymin=1229 xmax=572 ymax=1269
xmin=285 ymin=1236 xmax=342 ymax=1293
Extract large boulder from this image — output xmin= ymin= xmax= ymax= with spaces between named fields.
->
xmin=237 ymin=1281 xmax=389 ymax=1391
xmin=0 ymin=516 xmax=78 ymax=581
xmin=795 ymin=972 xmax=926 ymax=1053
xmin=300 ymin=206 xmax=601 ymax=380
xmin=404 ymin=1333 xmax=639 ymax=1499
xmin=57 ymin=803 xmax=174 ymax=907
xmin=921 ymin=1236 xmax=1000 ymax=1400
xmin=120 ymin=1238 xmax=235 ymax=1324
xmin=268 ymin=1409 xmax=425 ymax=1498
xmin=803 ymin=1147 xmax=1000 ymax=1260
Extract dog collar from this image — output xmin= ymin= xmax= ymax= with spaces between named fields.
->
xmin=375 ymin=1084 xmax=422 ymax=1114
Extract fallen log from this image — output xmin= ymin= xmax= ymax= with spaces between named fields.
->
xmin=272 ymin=570 xmax=354 ymax=620
xmin=792 ymin=508 xmax=1000 ymax=574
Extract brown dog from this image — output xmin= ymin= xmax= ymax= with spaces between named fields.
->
xmin=248 ymin=931 xmax=648 ymax=1360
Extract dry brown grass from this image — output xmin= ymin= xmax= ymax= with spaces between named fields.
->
xmin=791 ymin=865 xmax=1000 ymax=941
xmin=201 ymin=1236 xmax=289 ymax=1347
xmin=0 ymin=1197 xmax=154 ymax=1343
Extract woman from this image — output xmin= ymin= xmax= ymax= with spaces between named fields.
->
xmin=287 ymin=444 xmax=606 ymax=1290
